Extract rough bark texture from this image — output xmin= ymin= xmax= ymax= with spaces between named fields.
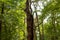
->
xmin=24 ymin=0 xmax=34 ymax=40
xmin=27 ymin=14 xmax=33 ymax=40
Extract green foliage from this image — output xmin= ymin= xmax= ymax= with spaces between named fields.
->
xmin=0 ymin=0 xmax=60 ymax=40
xmin=0 ymin=0 xmax=26 ymax=40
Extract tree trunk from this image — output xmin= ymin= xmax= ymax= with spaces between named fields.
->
xmin=33 ymin=13 xmax=37 ymax=40
xmin=36 ymin=12 xmax=41 ymax=40
xmin=24 ymin=0 xmax=34 ymax=40
xmin=27 ymin=14 xmax=33 ymax=40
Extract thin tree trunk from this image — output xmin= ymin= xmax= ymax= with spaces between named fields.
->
xmin=33 ymin=13 xmax=37 ymax=40
xmin=36 ymin=12 xmax=41 ymax=40
xmin=33 ymin=3 xmax=41 ymax=40
xmin=24 ymin=0 xmax=34 ymax=40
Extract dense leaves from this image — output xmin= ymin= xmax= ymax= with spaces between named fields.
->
xmin=0 ymin=0 xmax=60 ymax=40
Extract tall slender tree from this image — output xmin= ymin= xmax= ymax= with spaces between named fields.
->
xmin=24 ymin=0 xmax=34 ymax=40
xmin=35 ymin=7 xmax=41 ymax=40
xmin=33 ymin=13 xmax=37 ymax=40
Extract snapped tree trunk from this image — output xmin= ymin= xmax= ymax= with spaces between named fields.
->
xmin=24 ymin=0 xmax=34 ymax=40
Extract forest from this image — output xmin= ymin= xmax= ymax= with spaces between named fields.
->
xmin=0 ymin=0 xmax=60 ymax=40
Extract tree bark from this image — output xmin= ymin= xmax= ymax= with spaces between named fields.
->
xmin=24 ymin=0 xmax=34 ymax=40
